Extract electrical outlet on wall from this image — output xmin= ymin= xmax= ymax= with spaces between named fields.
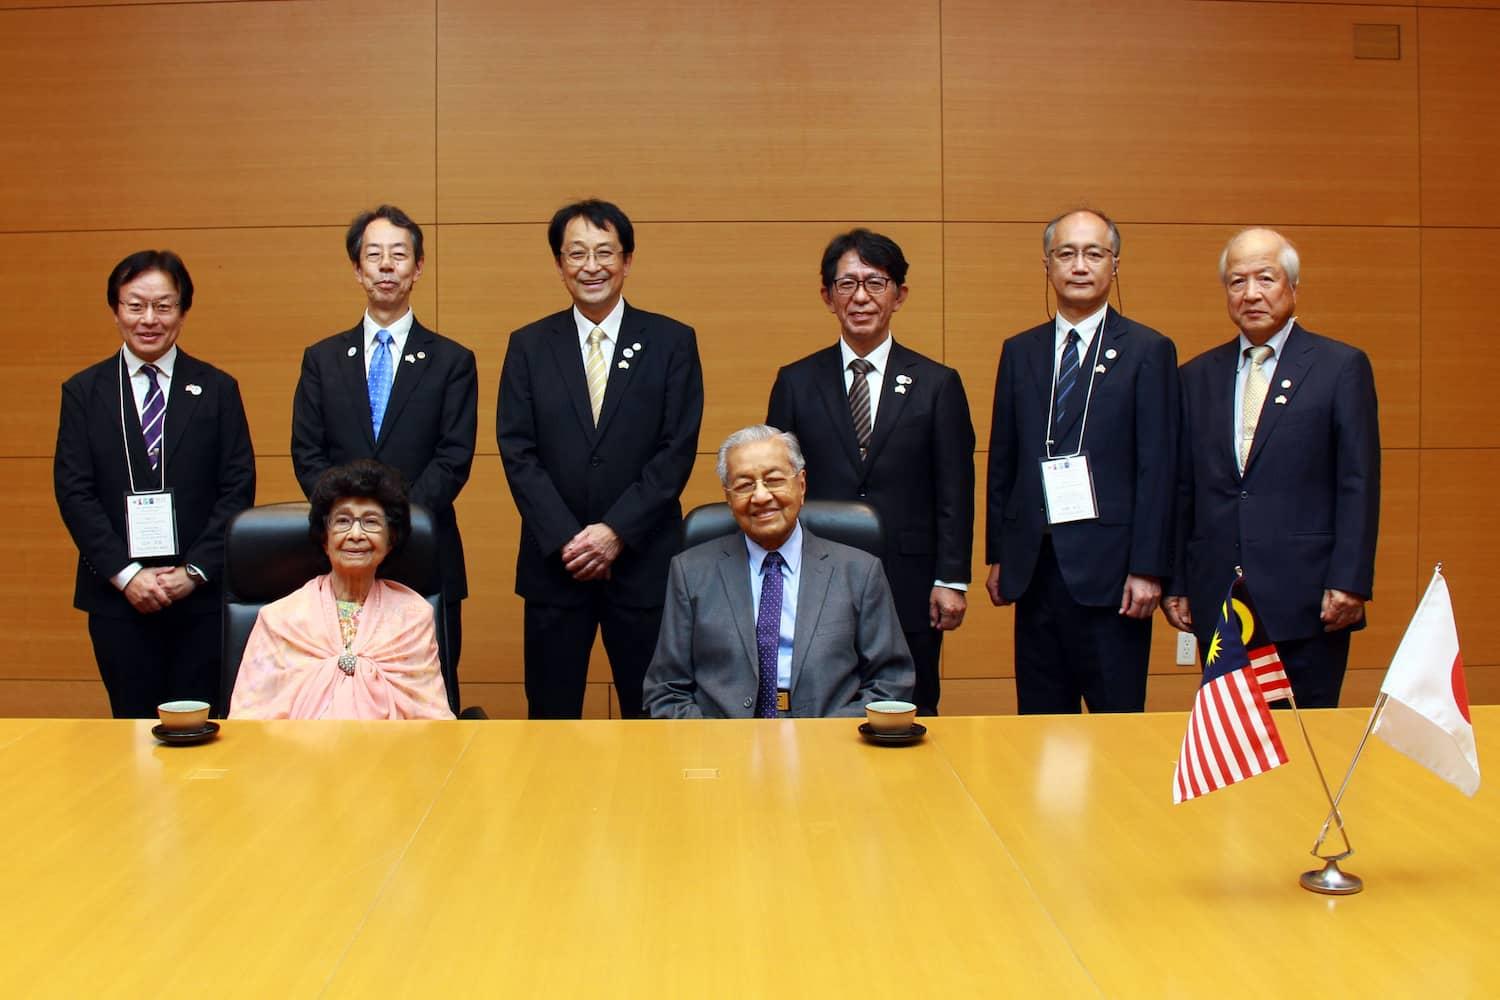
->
xmin=1175 ymin=631 xmax=1198 ymax=667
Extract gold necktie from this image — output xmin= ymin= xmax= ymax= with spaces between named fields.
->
xmin=1239 ymin=344 xmax=1274 ymax=470
xmin=585 ymin=327 xmax=608 ymax=425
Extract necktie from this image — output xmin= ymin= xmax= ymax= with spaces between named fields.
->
xmin=1239 ymin=344 xmax=1274 ymax=470
xmin=1052 ymin=328 xmax=1081 ymax=442
xmin=585 ymin=327 xmax=608 ymax=425
xmin=754 ymin=551 xmax=784 ymax=718
xmin=140 ymin=363 xmax=165 ymax=471
xmin=368 ymin=329 xmax=394 ymax=438
xmin=848 ymin=358 xmax=875 ymax=459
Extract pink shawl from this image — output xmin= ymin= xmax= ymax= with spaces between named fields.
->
xmin=230 ymin=575 xmax=454 ymax=720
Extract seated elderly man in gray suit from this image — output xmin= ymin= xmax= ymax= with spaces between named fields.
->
xmin=644 ymin=424 xmax=914 ymax=718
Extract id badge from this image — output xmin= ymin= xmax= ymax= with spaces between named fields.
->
xmin=125 ymin=490 xmax=179 ymax=559
xmin=1039 ymin=454 xmax=1099 ymax=524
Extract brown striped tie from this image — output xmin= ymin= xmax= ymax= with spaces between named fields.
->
xmin=848 ymin=358 xmax=874 ymax=459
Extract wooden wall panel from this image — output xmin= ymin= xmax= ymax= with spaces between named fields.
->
xmin=0 ymin=228 xmax=439 ymax=465
xmin=943 ymin=0 xmax=1419 ymax=226
xmin=947 ymin=224 xmax=1420 ymax=451
xmin=1420 ymin=8 xmax=1500 ymax=225
xmin=1419 ymin=449 xmax=1500 ymax=670
xmin=1420 ymin=229 xmax=1499 ymax=447
xmin=434 ymin=0 xmax=941 ymax=223
xmin=0 ymin=0 xmax=435 ymax=233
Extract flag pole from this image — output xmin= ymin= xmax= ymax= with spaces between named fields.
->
xmin=1285 ymin=688 xmax=1364 ymax=894
xmin=1310 ymin=691 xmax=1389 ymax=854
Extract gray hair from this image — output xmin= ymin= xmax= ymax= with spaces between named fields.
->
xmin=1218 ymin=228 xmax=1301 ymax=286
xmin=716 ymin=424 xmax=806 ymax=485
xmin=1042 ymin=208 xmax=1122 ymax=257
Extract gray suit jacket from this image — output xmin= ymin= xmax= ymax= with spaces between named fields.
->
xmin=644 ymin=526 xmax=914 ymax=718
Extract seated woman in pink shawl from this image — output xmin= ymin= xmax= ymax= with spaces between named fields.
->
xmin=230 ymin=460 xmax=454 ymax=720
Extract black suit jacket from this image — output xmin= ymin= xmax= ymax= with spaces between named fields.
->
xmin=291 ymin=318 xmax=478 ymax=600
xmin=1174 ymin=323 xmax=1379 ymax=643
xmin=767 ymin=340 xmax=975 ymax=633
xmin=986 ymin=308 xmax=1179 ymax=606
xmin=497 ymin=303 xmax=703 ymax=607
xmin=54 ymin=350 xmax=256 ymax=617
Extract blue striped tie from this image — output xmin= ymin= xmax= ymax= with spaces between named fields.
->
xmin=1052 ymin=329 xmax=1081 ymax=445
xmin=368 ymin=329 xmax=394 ymax=438
xmin=140 ymin=363 xmax=165 ymax=470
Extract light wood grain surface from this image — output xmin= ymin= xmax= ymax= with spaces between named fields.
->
xmin=0 ymin=712 xmax=1493 ymax=997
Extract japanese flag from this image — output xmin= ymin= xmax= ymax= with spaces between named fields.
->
xmin=1375 ymin=568 xmax=1480 ymax=796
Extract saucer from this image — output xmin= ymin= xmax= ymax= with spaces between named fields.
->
xmin=859 ymin=721 xmax=926 ymax=746
xmin=151 ymin=721 xmax=220 ymax=746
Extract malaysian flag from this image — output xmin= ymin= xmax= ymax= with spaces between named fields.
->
xmin=1173 ymin=577 xmax=1290 ymax=804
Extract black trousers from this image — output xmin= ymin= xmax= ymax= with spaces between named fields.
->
xmin=905 ymin=626 xmax=943 ymax=716
xmin=1271 ymin=630 xmax=1351 ymax=708
xmin=523 ymin=594 xmax=662 ymax=719
xmin=88 ymin=608 xmax=221 ymax=719
xmin=443 ymin=599 xmax=463 ymax=713
xmin=1013 ymin=538 xmax=1151 ymax=714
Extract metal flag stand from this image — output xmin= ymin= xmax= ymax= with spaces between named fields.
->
xmin=1282 ymin=688 xmax=1364 ymax=894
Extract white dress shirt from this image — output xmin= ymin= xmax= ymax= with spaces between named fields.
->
xmin=572 ymin=298 xmax=625 ymax=368
xmin=362 ymin=309 xmax=415 ymax=377
xmin=840 ymin=332 xmax=895 ymax=427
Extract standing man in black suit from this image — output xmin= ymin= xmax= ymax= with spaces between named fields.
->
xmin=498 ymin=199 xmax=704 ymax=719
xmin=1165 ymin=228 xmax=1379 ymax=707
xmin=292 ymin=205 xmax=477 ymax=710
xmin=985 ymin=209 xmax=1178 ymax=714
xmin=55 ymin=250 xmax=256 ymax=717
xmin=766 ymin=229 xmax=974 ymax=715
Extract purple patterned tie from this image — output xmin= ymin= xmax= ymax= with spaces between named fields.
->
xmin=754 ymin=551 xmax=784 ymax=718
xmin=140 ymin=363 xmax=165 ymax=470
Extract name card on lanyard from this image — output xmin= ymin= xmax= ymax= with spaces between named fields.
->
xmin=1040 ymin=315 xmax=1107 ymax=524
xmin=117 ymin=350 xmax=181 ymax=560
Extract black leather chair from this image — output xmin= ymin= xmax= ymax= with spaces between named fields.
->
xmin=681 ymin=499 xmax=884 ymax=556
xmin=219 ymin=501 xmax=468 ymax=717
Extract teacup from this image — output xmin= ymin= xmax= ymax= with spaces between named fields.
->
xmin=865 ymin=700 xmax=917 ymax=734
xmin=157 ymin=700 xmax=211 ymax=732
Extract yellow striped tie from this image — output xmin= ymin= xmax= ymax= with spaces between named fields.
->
xmin=1239 ymin=344 xmax=1273 ymax=470
xmin=585 ymin=327 xmax=608 ymax=425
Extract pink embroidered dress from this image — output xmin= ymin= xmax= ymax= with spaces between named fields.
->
xmin=230 ymin=575 xmax=453 ymax=720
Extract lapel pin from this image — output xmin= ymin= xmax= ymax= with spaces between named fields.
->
xmin=417 ymin=351 xmax=426 ymax=360
xmin=1094 ymin=364 xmax=1107 ymax=374
xmin=622 ymin=348 xmax=634 ymax=359
xmin=184 ymin=384 xmax=202 ymax=396
xmin=1274 ymin=395 xmax=1288 ymax=405
xmin=347 ymin=347 xmax=358 ymax=357
xmin=894 ymin=385 xmax=907 ymax=394
xmin=618 ymin=360 xmax=630 ymax=369
xmin=1105 ymin=348 xmax=1118 ymax=360
xmin=1281 ymin=378 xmax=1291 ymax=389
xmin=895 ymin=374 xmax=912 ymax=385
xmin=405 ymin=353 xmax=416 ymax=364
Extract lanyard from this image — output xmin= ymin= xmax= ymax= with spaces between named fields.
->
xmin=1044 ymin=313 xmax=1107 ymax=460
xmin=116 ymin=349 xmax=167 ymax=495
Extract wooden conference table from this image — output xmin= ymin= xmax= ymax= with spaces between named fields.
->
xmin=0 ymin=710 xmax=1494 ymax=998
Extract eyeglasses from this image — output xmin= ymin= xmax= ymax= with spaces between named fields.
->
xmin=726 ymin=475 xmax=796 ymax=498
xmin=121 ymin=300 xmax=180 ymax=317
xmin=328 ymin=513 xmax=387 ymax=535
xmin=1048 ymin=246 xmax=1115 ymax=266
xmin=831 ymin=275 xmax=894 ymax=297
xmin=562 ymin=245 xmax=621 ymax=268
